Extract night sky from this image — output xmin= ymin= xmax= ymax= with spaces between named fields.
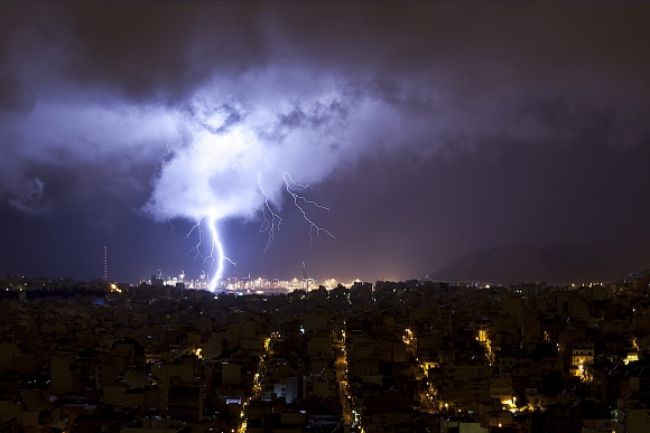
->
xmin=1 ymin=3 xmax=649 ymax=283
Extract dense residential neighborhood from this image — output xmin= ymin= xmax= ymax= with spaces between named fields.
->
xmin=1 ymin=271 xmax=650 ymax=432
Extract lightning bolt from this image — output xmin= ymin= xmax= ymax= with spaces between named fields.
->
xmin=282 ymin=172 xmax=335 ymax=243
xmin=185 ymin=213 xmax=235 ymax=292
xmin=206 ymin=214 xmax=237 ymax=292
xmin=257 ymin=173 xmax=282 ymax=252
xmin=186 ymin=171 xmax=332 ymax=291
xmin=206 ymin=214 xmax=225 ymax=291
xmin=185 ymin=220 xmax=205 ymax=260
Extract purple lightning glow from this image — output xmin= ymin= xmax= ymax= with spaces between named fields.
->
xmin=202 ymin=183 xmax=331 ymax=291
xmin=0 ymin=69 xmax=419 ymax=289
xmin=1 ymin=4 xmax=649 ymax=285
xmin=142 ymin=73 xmax=403 ymax=291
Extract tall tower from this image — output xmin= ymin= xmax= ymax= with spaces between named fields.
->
xmin=302 ymin=261 xmax=308 ymax=290
xmin=103 ymin=245 xmax=108 ymax=281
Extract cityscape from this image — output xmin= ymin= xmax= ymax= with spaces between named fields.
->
xmin=1 ymin=271 xmax=650 ymax=433
xmin=2 ymin=2 xmax=650 ymax=433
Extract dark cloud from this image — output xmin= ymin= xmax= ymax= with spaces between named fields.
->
xmin=0 ymin=73 xmax=36 ymax=115
xmin=59 ymin=3 xmax=271 ymax=102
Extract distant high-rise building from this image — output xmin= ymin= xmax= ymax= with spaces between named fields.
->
xmin=302 ymin=261 xmax=308 ymax=289
xmin=103 ymin=245 xmax=108 ymax=281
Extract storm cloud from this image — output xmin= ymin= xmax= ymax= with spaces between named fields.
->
xmin=1 ymin=2 xmax=649 ymax=282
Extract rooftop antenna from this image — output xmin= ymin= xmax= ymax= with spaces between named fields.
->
xmin=102 ymin=245 xmax=108 ymax=281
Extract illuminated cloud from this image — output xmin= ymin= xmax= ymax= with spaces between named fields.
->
xmin=145 ymin=70 xmax=408 ymax=223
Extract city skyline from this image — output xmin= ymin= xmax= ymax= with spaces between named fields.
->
xmin=1 ymin=3 xmax=650 ymax=285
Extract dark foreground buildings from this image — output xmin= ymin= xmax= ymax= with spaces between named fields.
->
xmin=1 ymin=271 xmax=650 ymax=432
